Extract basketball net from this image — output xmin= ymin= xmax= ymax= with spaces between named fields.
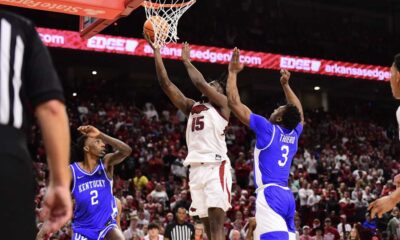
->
xmin=143 ymin=0 xmax=196 ymax=48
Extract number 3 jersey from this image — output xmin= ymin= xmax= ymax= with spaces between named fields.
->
xmin=70 ymin=161 xmax=117 ymax=237
xmin=250 ymin=113 xmax=303 ymax=188
xmin=185 ymin=101 xmax=229 ymax=166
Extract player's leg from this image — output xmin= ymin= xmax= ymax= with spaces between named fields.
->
xmin=0 ymin=153 xmax=35 ymax=240
xmin=104 ymin=227 xmax=124 ymax=240
xmin=204 ymin=161 xmax=232 ymax=240
xmin=188 ymin=165 xmax=209 ymax=238
xmin=285 ymin=190 xmax=297 ymax=240
xmin=200 ymin=217 xmax=212 ymax=240
xmin=208 ymin=207 xmax=226 ymax=240
xmin=255 ymin=187 xmax=290 ymax=240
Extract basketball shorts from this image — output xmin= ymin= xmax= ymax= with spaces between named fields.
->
xmin=188 ymin=160 xmax=232 ymax=218
xmin=254 ymin=184 xmax=296 ymax=240
xmin=72 ymin=218 xmax=118 ymax=240
xmin=0 ymin=153 xmax=35 ymax=240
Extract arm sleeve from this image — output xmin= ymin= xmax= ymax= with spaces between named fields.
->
xmin=164 ymin=224 xmax=172 ymax=238
xmin=25 ymin=24 xmax=64 ymax=108
xmin=295 ymin=123 xmax=304 ymax=135
xmin=249 ymin=113 xmax=274 ymax=149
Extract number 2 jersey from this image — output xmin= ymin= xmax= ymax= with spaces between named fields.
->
xmin=250 ymin=113 xmax=303 ymax=188
xmin=70 ymin=161 xmax=117 ymax=239
xmin=184 ymin=101 xmax=229 ymax=166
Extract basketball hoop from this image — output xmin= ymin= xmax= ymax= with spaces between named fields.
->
xmin=142 ymin=0 xmax=196 ymax=48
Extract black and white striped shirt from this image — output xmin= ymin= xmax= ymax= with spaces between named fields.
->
xmin=0 ymin=10 xmax=64 ymax=153
xmin=164 ymin=222 xmax=194 ymax=240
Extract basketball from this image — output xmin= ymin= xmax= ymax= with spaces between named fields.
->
xmin=143 ymin=16 xmax=170 ymax=43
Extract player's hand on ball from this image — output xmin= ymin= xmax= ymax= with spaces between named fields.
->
xmin=368 ymin=195 xmax=397 ymax=218
xmin=280 ymin=69 xmax=291 ymax=85
xmin=78 ymin=125 xmax=101 ymax=138
xmin=40 ymin=185 xmax=72 ymax=237
xmin=143 ymin=32 xmax=159 ymax=51
xmin=229 ymin=47 xmax=244 ymax=74
xmin=181 ymin=42 xmax=191 ymax=63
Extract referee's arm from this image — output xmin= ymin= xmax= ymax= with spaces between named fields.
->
xmin=26 ymin=21 xmax=72 ymax=234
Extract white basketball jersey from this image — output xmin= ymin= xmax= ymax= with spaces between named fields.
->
xmin=184 ymin=102 xmax=229 ymax=165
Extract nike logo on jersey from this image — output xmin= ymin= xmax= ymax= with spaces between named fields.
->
xmin=191 ymin=104 xmax=209 ymax=115
xmin=77 ymin=176 xmax=84 ymax=179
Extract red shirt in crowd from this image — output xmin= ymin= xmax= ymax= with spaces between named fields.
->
xmin=323 ymin=227 xmax=340 ymax=240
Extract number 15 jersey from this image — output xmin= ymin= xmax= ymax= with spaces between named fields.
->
xmin=184 ymin=102 xmax=229 ymax=166
xmin=250 ymin=113 xmax=303 ymax=188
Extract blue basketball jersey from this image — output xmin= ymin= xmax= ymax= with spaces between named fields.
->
xmin=249 ymin=113 xmax=303 ymax=188
xmin=70 ymin=161 xmax=116 ymax=240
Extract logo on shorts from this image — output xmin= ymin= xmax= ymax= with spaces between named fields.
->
xmin=190 ymin=207 xmax=197 ymax=212
xmin=74 ymin=233 xmax=88 ymax=240
xmin=215 ymin=154 xmax=221 ymax=161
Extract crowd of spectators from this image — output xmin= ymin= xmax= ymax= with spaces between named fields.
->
xmin=31 ymin=94 xmax=400 ymax=240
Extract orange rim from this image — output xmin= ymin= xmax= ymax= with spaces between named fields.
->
xmin=142 ymin=0 xmax=196 ymax=9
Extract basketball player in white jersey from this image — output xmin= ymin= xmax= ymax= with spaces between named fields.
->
xmin=369 ymin=53 xmax=400 ymax=218
xmin=145 ymin=35 xmax=231 ymax=240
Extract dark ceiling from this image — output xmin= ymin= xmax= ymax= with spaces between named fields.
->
xmin=1 ymin=0 xmax=399 ymax=112
xmin=2 ymin=0 xmax=399 ymax=65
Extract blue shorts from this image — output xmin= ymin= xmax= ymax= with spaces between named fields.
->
xmin=72 ymin=219 xmax=117 ymax=240
xmin=254 ymin=184 xmax=296 ymax=240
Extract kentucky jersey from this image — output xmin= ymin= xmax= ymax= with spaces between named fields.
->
xmin=250 ymin=113 xmax=302 ymax=188
xmin=249 ymin=113 xmax=303 ymax=240
xmin=70 ymin=161 xmax=117 ymax=240
xmin=185 ymin=101 xmax=229 ymax=166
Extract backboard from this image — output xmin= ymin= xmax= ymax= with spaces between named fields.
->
xmin=0 ymin=0 xmax=143 ymax=38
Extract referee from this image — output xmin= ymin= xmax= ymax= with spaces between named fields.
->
xmin=164 ymin=207 xmax=195 ymax=240
xmin=0 ymin=10 xmax=72 ymax=239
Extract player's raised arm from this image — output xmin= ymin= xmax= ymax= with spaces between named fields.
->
xmin=369 ymin=174 xmax=400 ymax=218
xmin=181 ymin=42 xmax=228 ymax=108
xmin=280 ymin=69 xmax=305 ymax=125
xmin=77 ymin=125 xmax=132 ymax=167
xmin=144 ymin=34 xmax=194 ymax=116
xmin=226 ymin=48 xmax=252 ymax=126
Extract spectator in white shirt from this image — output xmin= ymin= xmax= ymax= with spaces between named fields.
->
xmin=145 ymin=223 xmax=164 ymax=240
xmin=124 ymin=213 xmax=145 ymax=240
xmin=150 ymin=183 xmax=169 ymax=205
xmin=337 ymin=215 xmax=351 ymax=240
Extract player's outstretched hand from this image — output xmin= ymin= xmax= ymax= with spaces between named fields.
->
xmin=245 ymin=217 xmax=256 ymax=240
xmin=181 ymin=42 xmax=191 ymax=63
xmin=368 ymin=195 xmax=397 ymax=219
xmin=40 ymin=185 xmax=72 ymax=237
xmin=78 ymin=125 xmax=101 ymax=138
xmin=280 ymin=69 xmax=291 ymax=85
xmin=229 ymin=47 xmax=244 ymax=74
xmin=143 ymin=32 xmax=159 ymax=51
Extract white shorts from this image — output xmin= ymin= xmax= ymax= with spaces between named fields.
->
xmin=188 ymin=160 xmax=232 ymax=218
xmin=254 ymin=184 xmax=296 ymax=240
